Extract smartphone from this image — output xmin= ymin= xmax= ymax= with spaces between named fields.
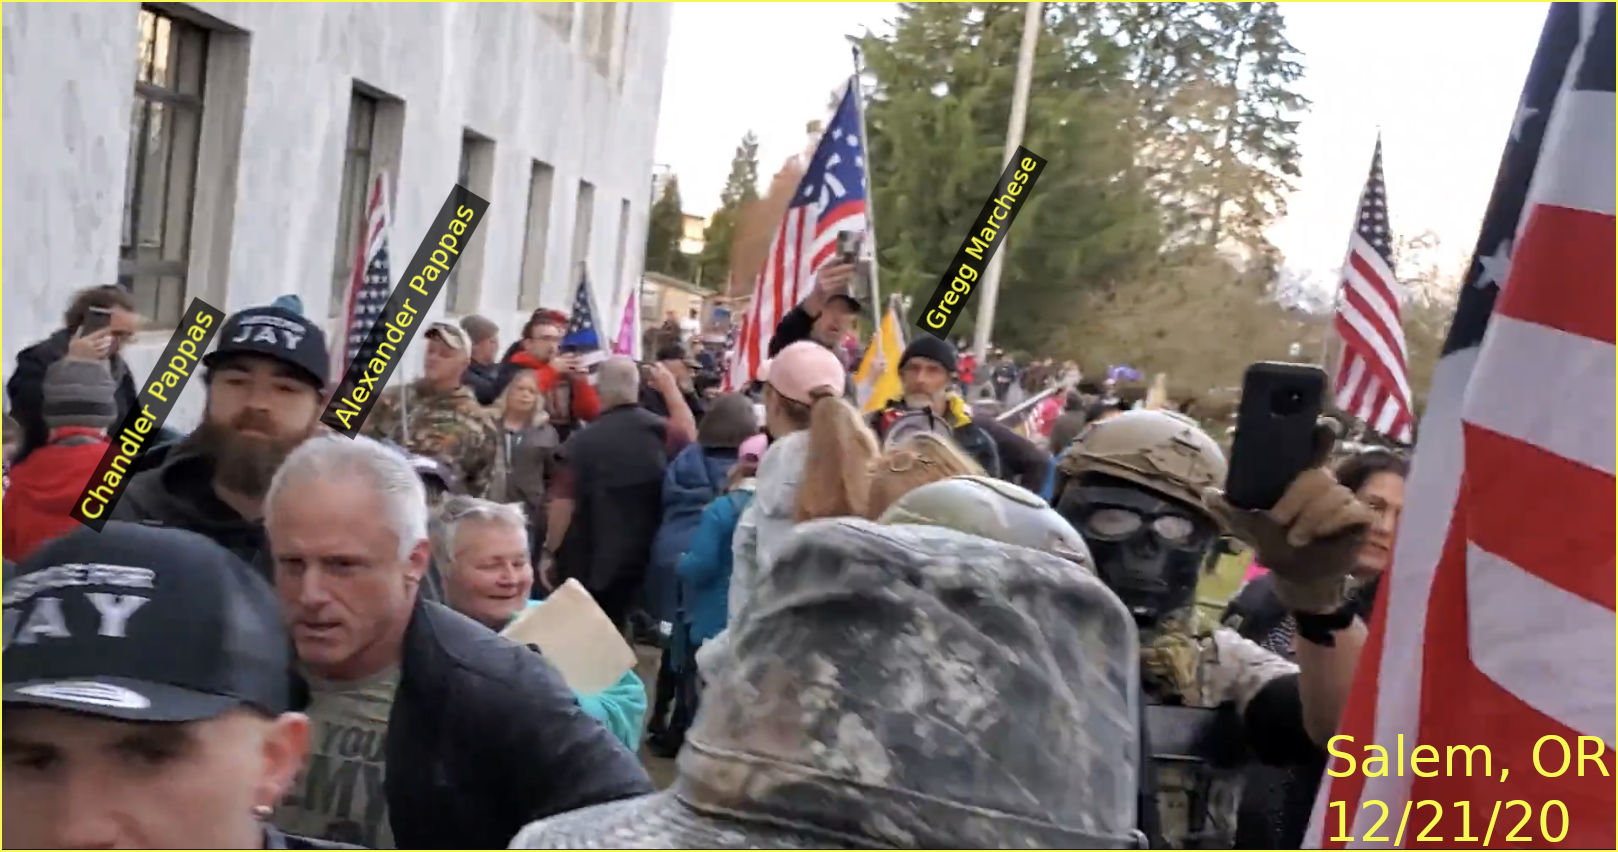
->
xmin=1224 ymin=362 xmax=1327 ymax=511
xmin=836 ymin=230 xmax=863 ymax=263
xmin=80 ymin=306 xmax=114 ymax=336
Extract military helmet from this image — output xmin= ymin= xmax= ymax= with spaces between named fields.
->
xmin=877 ymin=475 xmax=1093 ymax=569
xmin=1059 ymin=409 xmax=1226 ymax=511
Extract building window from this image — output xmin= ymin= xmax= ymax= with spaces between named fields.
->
xmin=120 ymin=7 xmax=208 ymax=327
xmin=444 ymin=131 xmax=495 ymax=314
xmin=330 ymin=91 xmax=378 ymax=316
xmin=583 ymin=3 xmax=617 ymax=75
xmin=539 ymin=3 xmax=575 ymax=39
xmin=611 ymin=198 xmax=631 ymax=309
xmin=519 ymin=160 xmax=556 ymax=310
xmin=570 ymin=179 xmax=596 ymax=287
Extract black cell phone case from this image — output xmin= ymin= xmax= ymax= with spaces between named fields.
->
xmin=1224 ymin=363 xmax=1327 ymax=511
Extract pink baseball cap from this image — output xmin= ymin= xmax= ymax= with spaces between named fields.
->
xmin=759 ymin=342 xmax=846 ymax=405
xmin=738 ymin=433 xmax=769 ymax=462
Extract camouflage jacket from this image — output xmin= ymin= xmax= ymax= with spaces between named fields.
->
xmin=1141 ymin=609 xmax=1298 ymax=849
xmin=362 ymin=381 xmax=499 ymax=498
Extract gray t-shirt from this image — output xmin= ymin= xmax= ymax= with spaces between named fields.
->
xmin=273 ymin=665 xmax=400 ymax=849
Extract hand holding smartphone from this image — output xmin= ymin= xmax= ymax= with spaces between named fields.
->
xmin=1224 ymin=362 xmax=1328 ymax=511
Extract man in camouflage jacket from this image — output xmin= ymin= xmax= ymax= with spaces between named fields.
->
xmin=363 ymin=323 xmax=499 ymax=498
xmin=1054 ymin=410 xmax=1375 ymax=848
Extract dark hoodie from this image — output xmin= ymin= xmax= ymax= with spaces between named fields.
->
xmin=110 ymin=444 xmax=274 ymax=580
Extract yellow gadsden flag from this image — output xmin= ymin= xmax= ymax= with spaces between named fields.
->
xmin=855 ymin=301 xmax=906 ymax=413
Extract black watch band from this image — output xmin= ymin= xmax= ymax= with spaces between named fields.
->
xmin=1293 ymin=605 xmax=1357 ymax=647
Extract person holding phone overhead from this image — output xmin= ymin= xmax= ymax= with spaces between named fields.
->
xmin=1051 ymin=404 xmax=1376 ymax=849
xmin=7 ymin=285 xmax=141 ymax=465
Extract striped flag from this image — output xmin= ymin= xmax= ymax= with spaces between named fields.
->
xmin=1331 ymin=139 xmax=1414 ymax=444
xmin=725 ymin=79 xmax=869 ymax=391
xmin=1308 ymin=4 xmax=1614 ymax=847
xmin=337 ymin=173 xmax=392 ymax=379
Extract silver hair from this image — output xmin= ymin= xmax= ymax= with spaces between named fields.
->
xmin=597 ymin=356 xmax=640 ymax=408
xmin=429 ymin=495 xmax=529 ymax=572
xmin=265 ymin=433 xmax=430 ymax=560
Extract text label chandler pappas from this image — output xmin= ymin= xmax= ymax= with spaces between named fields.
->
xmin=321 ymin=183 xmax=491 ymax=435
xmin=73 ymin=297 xmax=225 ymax=530
xmin=913 ymin=146 xmax=1047 ymax=340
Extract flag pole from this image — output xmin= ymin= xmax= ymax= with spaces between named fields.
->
xmin=848 ymin=41 xmax=883 ymax=328
xmin=971 ymin=1 xmax=1042 ymax=369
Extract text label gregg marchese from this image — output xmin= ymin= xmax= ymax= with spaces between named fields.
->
xmin=913 ymin=146 xmax=1047 ymax=340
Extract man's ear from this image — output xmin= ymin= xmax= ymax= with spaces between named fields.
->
xmin=404 ymin=538 xmax=431 ymax=589
xmin=257 ymin=712 xmax=311 ymax=810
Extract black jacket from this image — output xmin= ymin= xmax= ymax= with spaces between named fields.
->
xmin=555 ymin=405 xmax=670 ymax=594
xmin=768 ymin=305 xmax=859 ymax=403
xmin=463 ymin=360 xmax=504 ymax=406
xmin=8 ymin=329 xmax=140 ymax=464
xmin=382 ymin=600 xmax=653 ymax=849
xmin=110 ymin=444 xmax=275 ymax=581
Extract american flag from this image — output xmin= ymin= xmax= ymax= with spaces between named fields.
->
xmin=1331 ymin=140 xmax=1414 ymax=444
xmin=338 ymin=173 xmax=392 ymax=377
xmin=725 ymin=79 xmax=869 ymax=390
xmin=1309 ymin=4 xmax=1614 ymax=847
xmin=561 ymin=268 xmax=605 ymax=367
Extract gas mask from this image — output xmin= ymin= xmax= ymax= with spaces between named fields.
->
xmin=1057 ymin=476 xmax=1218 ymax=631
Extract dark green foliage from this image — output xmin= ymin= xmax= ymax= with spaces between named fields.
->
xmin=854 ymin=2 xmax=1308 ymax=356
xmin=697 ymin=133 xmax=761 ymax=292
xmin=645 ymin=175 xmax=690 ymax=280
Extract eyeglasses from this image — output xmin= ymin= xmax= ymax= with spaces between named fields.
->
xmin=880 ymin=452 xmax=934 ymax=474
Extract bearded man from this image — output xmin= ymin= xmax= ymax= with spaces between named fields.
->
xmin=114 ymin=305 xmax=329 ymax=581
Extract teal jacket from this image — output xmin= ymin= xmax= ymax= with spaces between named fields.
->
xmin=518 ymin=601 xmax=647 ymax=751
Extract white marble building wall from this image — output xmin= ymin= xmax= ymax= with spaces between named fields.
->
xmin=2 ymin=2 xmax=670 ymax=429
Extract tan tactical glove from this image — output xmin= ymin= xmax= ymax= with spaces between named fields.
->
xmin=1202 ymin=421 xmax=1377 ymax=613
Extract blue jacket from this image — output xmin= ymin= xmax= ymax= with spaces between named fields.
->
xmin=645 ymin=444 xmax=737 ymax=624
xmin=518 ymin=601 xmax=648 ymax=752
xmin=675 ymin=485 xmax=754 ymax=650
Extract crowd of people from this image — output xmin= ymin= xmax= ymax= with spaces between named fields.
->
xmin=3 ymin=270 xmax=1406 ymax=850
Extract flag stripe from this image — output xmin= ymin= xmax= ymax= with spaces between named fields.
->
xmin=1466 ymin=541 xmax=1617 ymax=744
xmin=1462 ymin=423 xmax=1614 ymax=607
xmin=1462 ymin=315 xmax=1615 ymax=476
xmin=1526 ymin=90 xmax=1616 ymax=217
xmin=1495 ymin=205 xmax=1616 ymax=344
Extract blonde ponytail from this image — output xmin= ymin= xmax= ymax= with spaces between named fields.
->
xmin=794 ymin=389 xmax=878 ymax=522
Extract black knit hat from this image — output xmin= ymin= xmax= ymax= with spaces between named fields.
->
xmin=899 ymin=336 xmax=958 ymax=375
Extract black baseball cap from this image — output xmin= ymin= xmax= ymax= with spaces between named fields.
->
xmin=204 ymin=305 xmax=330 ymax=391
xmin=3 ymin=522 xmax=305 ymax=722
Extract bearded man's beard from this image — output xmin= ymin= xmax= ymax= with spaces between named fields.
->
xmin=191 ymin=411 xmax=315 ymax=498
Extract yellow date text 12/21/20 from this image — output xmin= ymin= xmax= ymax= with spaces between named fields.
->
xmin=1328 ymin=799 xmax=1571 ymax=845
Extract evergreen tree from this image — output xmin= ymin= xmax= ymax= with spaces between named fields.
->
xmin=645 ymin=175 xmax=687 ymax=279
xmin=697 ymin=133 xmax=761 ymax=293
xmin=859 ymin=3 xmax=1163 ymax=352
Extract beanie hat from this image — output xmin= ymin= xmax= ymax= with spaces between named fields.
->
xmin=43 ymin=359 xmax=118 ymax=433
xmin=899 ymin=336 xmax=958 ymax=375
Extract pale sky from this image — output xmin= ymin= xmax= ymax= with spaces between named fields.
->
xmin=654 ymin=2 xmax=1549 ymax=286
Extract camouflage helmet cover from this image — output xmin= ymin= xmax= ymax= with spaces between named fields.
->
xmin=877 ymin=475 xmax=1094 ymax=570
xmin=1059 ymin=409 xmax=1227 ymax=514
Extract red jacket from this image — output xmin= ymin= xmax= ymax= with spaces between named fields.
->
xmin=509 ymin=351 xmax=601 ymax=424
xmin=3 ymin=427 xmax=109 ymax=561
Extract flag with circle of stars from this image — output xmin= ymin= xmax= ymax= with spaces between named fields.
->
xmin=726 ymin=80 xmax=870 ymax=391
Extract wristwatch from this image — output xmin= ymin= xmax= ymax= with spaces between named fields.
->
xmin=1293 ymin=604 xmax=1357 ymax=647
